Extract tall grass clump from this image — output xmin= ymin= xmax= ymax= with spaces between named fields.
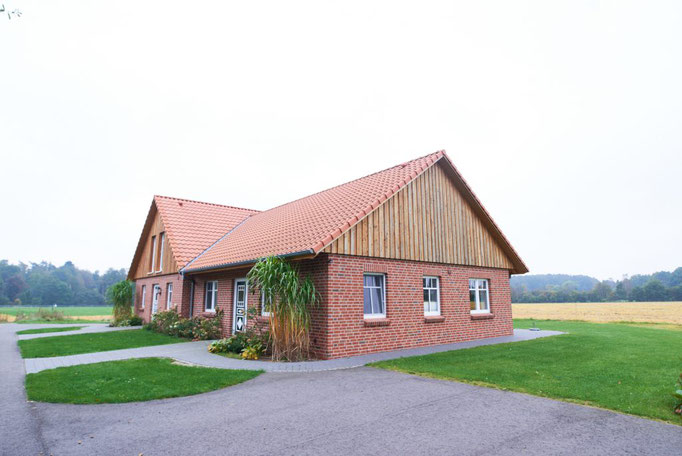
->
xmin=106 ymin=280 xmax=134 ymax=324
xmin=247 ymin=256 xmax=319 ymax=361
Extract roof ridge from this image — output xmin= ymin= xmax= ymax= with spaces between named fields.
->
xmin=249 ymin=150 xmax=445 ymax=217
xmin=154 ymin=195 xmax=259 ymax=213
xmin=312 ymin=150 xmax=444 ymax=251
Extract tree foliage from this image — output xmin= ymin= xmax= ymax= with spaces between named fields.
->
xmin=247 ymin=256 xmax=319 ymax=361
xmin=106 ymin=280 xmax=134 ymax=323
xmin=512 ymin=267 xmax=682 ymax=303
xmin=0 ymin=260 xmax=126 ymax=306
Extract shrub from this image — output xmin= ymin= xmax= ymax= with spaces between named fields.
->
xmin=106 ymin=280 xmax=134 ymax=324
xmin=247 ymin=256 xmax=319 ymax=361
xmin=109 ymin=315 xmax=144 ymax=327
xmin=208 ymin=328 xmax=270 ymax=360
xmin=149 ymin=310 xmax=180 ymax=334
xmin=193 ymin=313 xmax=222 ymax=340
xmin=16 ymin=309 xmax=65 ymax=322
xmin=148 ymin=309 xmax=223 ymax=341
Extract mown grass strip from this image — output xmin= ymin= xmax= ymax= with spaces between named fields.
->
xmin=25 ymin=357 xmax=261 ymax=403
xmin=18 ymin=329 xmax=188 ymax=358
xmin=17 ymin=326 xmax=83 ymax=335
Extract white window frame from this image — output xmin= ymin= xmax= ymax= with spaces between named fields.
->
xmin=261 ymin=292 xmax=272 ymax=317
xmin=423 ymin=276 xmax=440 ymax=316
xmin=157 ymin=232 xmax=165 ymax=272
xmin=205 ymin=280 xmax=218 ymax=312
xmin=149 ymin=235 xmax=157 ymax=273
xmin=140 ymin=285 xmax=146 ymax=309
xmin=469 ymin=279 xmax=490 ymax=314
xmin=363 ymin=273 xmax=386 ymax=318
xmin=166 ymin=282 xmax=173 ymax=310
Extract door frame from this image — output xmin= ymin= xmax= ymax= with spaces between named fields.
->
xmin=151 ymin=284 xmax=161 ymax=314
xmin=232 ymin=278 xmax=248 ymax=334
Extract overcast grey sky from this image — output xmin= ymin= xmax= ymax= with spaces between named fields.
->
xmin=1 ymin=1 xmax=680 ymax=280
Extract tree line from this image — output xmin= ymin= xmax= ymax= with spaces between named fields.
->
xmin=511 ymin=268 xmax=682 ymax=303
xmin=0 ymin=260 xmax=126 ymax=306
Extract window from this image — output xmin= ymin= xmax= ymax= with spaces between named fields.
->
xmin=157 ymin=232 xmax=165 ymax=272
xmin=149 ymin=235 xmax=157 ymax=273
xmin=261 ymin=292 xmax=272 ymax=317
xmin=423 ymin=276 xmax=440 ymax=316
xmin=363 ymin=274 xmax=386 ymax=318
xmin=469 ymin=279 xmax=490 ymax=314
xmin=205 ymin=281 xmax=218 ymax=312
xmin=166 ymin=282 xmax=173 ymax=310
xmin=140 ymin=285 xmax=146 ymax=309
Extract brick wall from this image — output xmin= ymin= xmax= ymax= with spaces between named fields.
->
xmin=135 ymin=254 xmax=513 ymax=360
xmin=187 ymin=260 xmax=329 ymax=357
xmin=134 ymin=274 xmax=188 ymax=323
xmin=323 ymin=253 xmax=513 ymax=359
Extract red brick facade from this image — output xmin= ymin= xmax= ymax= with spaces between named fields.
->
xmin=134 ymin=274 xmax=188 ymax=323
xmin=322 ymin=254 xmax=512 ymax=359
xmin=134 ymin=253 xmax=512 ymax=360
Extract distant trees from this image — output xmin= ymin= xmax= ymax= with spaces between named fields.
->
xmin=0 ymin=260 xmax=126 ymax=306
xmin=511 ymin=268 xmax=682 ymax=303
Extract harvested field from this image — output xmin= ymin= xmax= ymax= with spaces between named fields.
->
xmin=512 ymin=301 xmax=682 ymax=325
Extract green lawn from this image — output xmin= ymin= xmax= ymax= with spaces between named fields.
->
xmin=18 ymin=329 xmax=188 ymax=358
xmin=0 ymin=306 xmax=113 ymax=316
xmin=371 ymin=319 xmax=682 ymax=425
xmin=14 ymin=319 xmax=107 ymax=324
xmin=25 ymin=358 xmax=262 ymax=403
xmin=17 ymin=326 xmax=83 ymax=335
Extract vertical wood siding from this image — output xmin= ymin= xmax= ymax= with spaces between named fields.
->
xmin=323 ymin=163 xmax=514 ymax=270
xmin=132 ymin=207 xmax=178 ymax=279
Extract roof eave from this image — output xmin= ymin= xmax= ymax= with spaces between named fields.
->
xmin=181 ymin=249 xmax=317 ymax=275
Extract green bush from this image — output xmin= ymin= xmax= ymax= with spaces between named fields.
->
xmin=109 ymin=315 xmax=144 ymax=327
xmin=148 ymin=310 xmax=223 ymax=341
xmin=209 ymin=333 xmax=249 ymax=354
xmin=106 ymin=280 xmax=133 ymax=324
xmin=208 ymin=328 xmax=270 ymax=359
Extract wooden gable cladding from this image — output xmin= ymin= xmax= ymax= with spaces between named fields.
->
xmin=322 ymin=162 xmax=515 ymax=271
xmin=131 ymin=205 xmax=178 ymax=279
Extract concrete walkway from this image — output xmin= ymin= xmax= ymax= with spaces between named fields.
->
xmin=0 ymin=324 xmax=47 ymax=455
xmin=24 ymin=329 xmax=563 ymax=374
xmin=17 ymin=323 xmax=135 ymax=340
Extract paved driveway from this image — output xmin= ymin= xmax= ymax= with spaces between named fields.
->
xmin=2 ymin=325 xmax=681 ymax=455
xmin=31 ymin=368 xmax=682 ymax=456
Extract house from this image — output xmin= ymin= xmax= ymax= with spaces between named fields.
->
xmin=128 ymin=150 xmax=528 ymax=359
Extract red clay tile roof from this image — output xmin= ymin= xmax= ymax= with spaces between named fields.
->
xmin=183 ymin=151 xmax=447 ymax=272
xmin=153 ymin=196 xmax=259 ymax=269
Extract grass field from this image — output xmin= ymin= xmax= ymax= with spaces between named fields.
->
xmin=18 ymin=329 xmax=187 ymax=358
xmin=25 ymin=358 xmax=262 ymax=403
xmin=16 ymin=326 xmax=83 ymax=335
xmin=372 ymin=319 xmax=682 ymax=425
xmin=512 ymin=301 xmax=682 ymax=325
xmin=0 ymin=306 xmax=113 ymax=316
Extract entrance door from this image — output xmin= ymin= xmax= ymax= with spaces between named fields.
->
xmin=232 ymin=279 xmax=248 ymax=333
xmin=152 ymin=284 xmax=160 ymax=314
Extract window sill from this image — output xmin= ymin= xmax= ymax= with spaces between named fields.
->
xmin=424 ymin=315 xmax=445 ymax=323
xmin=363 ymin=317 xmax=390 ymax=327
xmin=470 ymin=313 xmax=494 ymax=320
xmin=201 ymin=311 xmax=217 ymax=318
